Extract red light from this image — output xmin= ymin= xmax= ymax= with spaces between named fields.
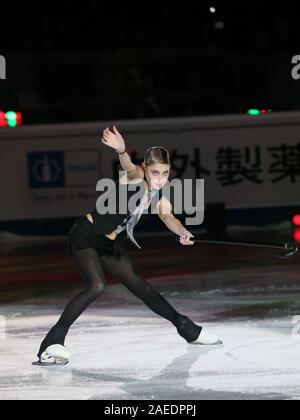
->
xmin=293 ymin=214 xmax=300 ymax=227
xmin=16 ymin=112 xmax=22 ymax=126
xmin=0 ymin=111 xmax=7 ymax=127
xmin=293 ymin=229 xmax=300 ymax=243
xmin=260 ymin=109 xmax=267 ymax=114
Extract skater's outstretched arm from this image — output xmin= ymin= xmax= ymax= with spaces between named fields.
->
xmin=157 ymin=196 xmax=194 ymax=246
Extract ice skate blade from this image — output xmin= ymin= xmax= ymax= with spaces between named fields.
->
xmin=32 ymin=358 xmax=69 ymax=367
xmin=191 ymin=339 xmax=223 ymax=346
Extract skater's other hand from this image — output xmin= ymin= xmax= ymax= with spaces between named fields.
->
xmin=179 ymin=227 xmax=194 ymax=246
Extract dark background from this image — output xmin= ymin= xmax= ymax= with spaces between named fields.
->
xmin=1 ymin=0 xmax=300 ymax=124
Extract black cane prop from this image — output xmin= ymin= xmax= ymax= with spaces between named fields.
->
xmin=176 ymin=236 xmax=298 ymax=259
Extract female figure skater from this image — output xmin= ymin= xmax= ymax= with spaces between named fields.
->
xmin=33 ymin=126 xmax=222 ymax=366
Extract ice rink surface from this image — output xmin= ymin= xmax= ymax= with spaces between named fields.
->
xmin=1 ymin=262 xmax=300 ymax=400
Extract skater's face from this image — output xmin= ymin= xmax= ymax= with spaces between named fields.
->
xmin=144 ymin=163 xmax=170 ymax=190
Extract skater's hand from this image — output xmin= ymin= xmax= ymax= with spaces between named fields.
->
xmin=179 ymin=227 xmax=194 ymax=246
xmin=101 ymin=126 xmax=125 ymax=153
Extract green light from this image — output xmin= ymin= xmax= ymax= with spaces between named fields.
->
xmin=5 ymin=111 xmax=17 ymax=128
xmin=248 ymin=109 xmax=260 ymax=116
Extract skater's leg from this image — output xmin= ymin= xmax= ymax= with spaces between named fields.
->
xmin=37 ymin=248 xmax=106 ymax=358
xmin=100 ymin=246 xmax=202 ymax=342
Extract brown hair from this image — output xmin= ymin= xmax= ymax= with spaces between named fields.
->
xmin=144 ymin=146 xmax=170 ymax=167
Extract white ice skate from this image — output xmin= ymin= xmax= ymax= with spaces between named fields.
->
xmin=192 ymin=327 xmax=223 ymax=345
xmin=32 ymin=345 xmax=71 ymax=366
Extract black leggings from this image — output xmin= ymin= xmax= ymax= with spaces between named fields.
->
xmin=37 ymin=225 xmax=201 ymax=358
